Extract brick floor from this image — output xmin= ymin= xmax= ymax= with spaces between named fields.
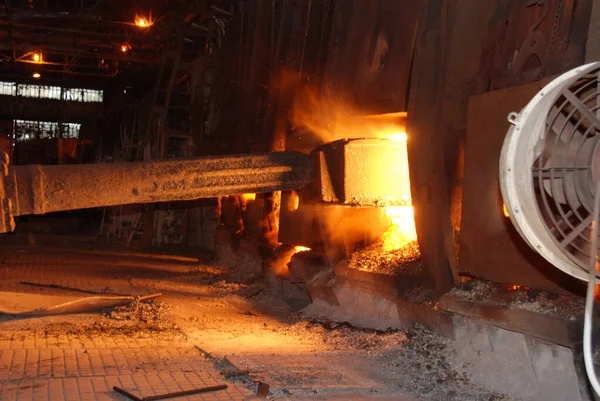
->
xmin=0 ymin=247 xmax=257 ymax=401
xmin=0 ymin=331 xmax=254 ymax=401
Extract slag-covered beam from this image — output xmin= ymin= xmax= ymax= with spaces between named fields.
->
xmin=313 ymin=138 xmax=411 ymax=206
xmin=0 ymin=151 xmax=312 ymax=233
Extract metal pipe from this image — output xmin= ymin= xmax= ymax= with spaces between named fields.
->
xmin=4 ymin=152 xmax=312 ymax=219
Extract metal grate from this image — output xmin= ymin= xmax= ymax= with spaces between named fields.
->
xmin=533 ymin=67 xmax=600 ymax=271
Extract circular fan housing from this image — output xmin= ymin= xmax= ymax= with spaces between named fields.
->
xmin=501 ymin=62 xmax=600 ymax=282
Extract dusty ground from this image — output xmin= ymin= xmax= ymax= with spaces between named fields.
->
xmin=0 ymin=241 xmax=512 ymax=401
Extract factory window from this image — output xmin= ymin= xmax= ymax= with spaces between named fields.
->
xmin=18 ymin=84 xmax=62 ymax=99
xmin=13 ymin=119 xmax=81 ymax=142
xmin=0 ymin=81 xmax=103 ymax=103
xmin=62 ymin=88 xmax=103 ymax=103
xmin=0 ymin=82 xmax=16 ymax=96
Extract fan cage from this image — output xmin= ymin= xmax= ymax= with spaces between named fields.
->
xmin=533 ymin=67 xmax=600 ymax=273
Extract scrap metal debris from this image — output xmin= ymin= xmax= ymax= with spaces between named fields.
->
xmin=19 ymin=280 xmax=118 ymax=295
xmin=113 ymin=384 xmax=228 ymax=401
xmin=0 ymin=292 xmax=161 ymax=316
xmin=379 ymin=324 xmax=510 ymax=401
xmin=346 ymin=239 xmax=421 ymax=275
xmin=291 ymin=319 xmax=407 ymax=351
xmin=239 ymin=284 xmax=264 ymax=298
xmin=256 ymin=381 xmax=270 ymax=398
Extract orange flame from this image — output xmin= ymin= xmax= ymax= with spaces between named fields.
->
xmin=382 ymin=206 xmax=418 ymax=252
xmin=387 ymin=132 xmax=407 ymax=142
xmin=274 ymin=69 xmax=407 ymax=144
xmin=294 ymin=246 xmax=311 ymax=253
xmin=281 ymin=69 xmax=418 ymax=257
xmin=379 ymin=132 xmax=418 ymax=253
xmin=502 ymin=203 xmax=510 ymax=218
xmin=240 ymin=193 xmax=256 ymax=202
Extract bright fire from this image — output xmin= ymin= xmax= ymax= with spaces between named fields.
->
xmin=279 ymin=71 xmax=419 ymax=256
xmin=240 ymin=193 xmax=256 ymax=202
xmin=387 ymin=132 xmax=407 ymax=142
xmin=379 ymin=132 xmax=418 ymax=253
xmin=382 ymin=205 xmax=418 ymax=252
xmin=294 ymin=246 xmax=311 ymax=253
xmin=502 ymin=203 xmax=510 ymax=218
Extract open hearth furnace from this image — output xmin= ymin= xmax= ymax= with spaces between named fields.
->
xmin=3 ymin=64 xmax=600 ymax=400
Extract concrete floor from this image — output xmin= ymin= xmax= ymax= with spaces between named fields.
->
xmin=0 ymin=242 xmax=503 ymax=401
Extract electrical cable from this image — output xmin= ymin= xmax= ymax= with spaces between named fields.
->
xmin=583 ymin=180 xmax=600 ymax=397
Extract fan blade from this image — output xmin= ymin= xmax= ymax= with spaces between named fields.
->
xmin=559 ymin=215 xmax=593 ymax=246
xmin=540 ymin=107 xmax=597 ymax=206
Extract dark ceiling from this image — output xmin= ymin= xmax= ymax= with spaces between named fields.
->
xmin=0 ymin=0 xmax=233 ymax=84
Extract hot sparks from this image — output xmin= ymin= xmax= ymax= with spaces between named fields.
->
xmin=506 ymin=284 xmax=529 ymax=291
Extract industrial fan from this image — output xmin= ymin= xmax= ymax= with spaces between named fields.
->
xmin=500 ymin=61 xmax=600 ymax=394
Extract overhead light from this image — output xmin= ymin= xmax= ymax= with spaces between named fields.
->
xmin=32 ymin=52 xmax=43 ymax=63
xmin=120 ymin=44 xmax=131 ymax=53
xmin=32 ymin=72 xmax=41 ymax=79
xmin=134 ymin=15 xmax=151 ymax=28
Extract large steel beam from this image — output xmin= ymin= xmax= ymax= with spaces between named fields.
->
xmin=0 ymin=151 xmax=312 ymax=233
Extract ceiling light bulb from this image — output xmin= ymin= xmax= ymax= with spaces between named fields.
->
xmin=135 ymin=16 xmax=150 ymax=27
xmin=32 ymin=72 xmax=41 ymax=79
xmin=32 ymin=53 xmax=42 ymax=63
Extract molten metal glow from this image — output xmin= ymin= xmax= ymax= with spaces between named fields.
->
xmin=135 ymin=15 xmax=152 ymax=27
xmin=294 ymin=246 xmax=311 ymax=253
xmin=240 ymin=193 xmax=256 ymax=202
xmin=288 ymin=191 xmax=300 ymax=211
xmin=280 ymin=75 xmax=418 ymax=256
xmin=382 ymin=205 xmax=418 ymax=252
xmin=377 ymin=130 xmax=418 ymax=253
xmin=502 ymin=203 xmax=510 ymax=218
xmin=507 ymin=284 xmax=529 ymax=291
xmin=387 ymin=132 xmax=407 ymax=142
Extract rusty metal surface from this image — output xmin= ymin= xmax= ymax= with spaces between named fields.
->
xmin=585 ymin=0 xmax=600 ymax=62
xmin=323 ymin=0 xmax=422 ymax=114
xmin=459 ymin=80 xmax=582 ymax=294
xmin=313 ymin=138 xmax=410 ymax=206
xmin=488 ymin=0 xmax=591 ymax=90
xmin=0 ymin=152 xmax=15 ymax=234
xmin=0 ymin=152 xmax=312 ymax=231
